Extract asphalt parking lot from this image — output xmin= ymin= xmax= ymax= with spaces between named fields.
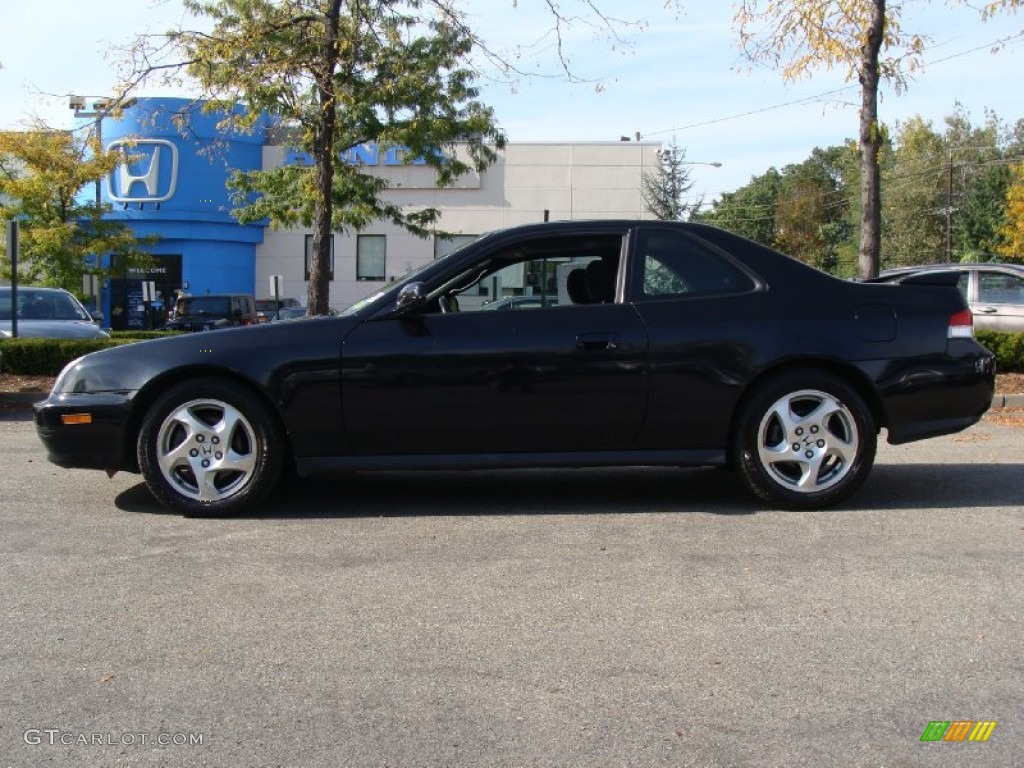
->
xmin=0 ymin=408 xmax=1021 ymax=767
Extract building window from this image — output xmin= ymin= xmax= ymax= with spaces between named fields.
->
xmin=304 ymin=234 xmax=334 ymax=281
xmin=357 ymin=235 xmax=386 ymax=281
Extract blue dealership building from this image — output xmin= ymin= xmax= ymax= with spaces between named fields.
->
xmin=92 ymin=98 xmax=270 ymax=329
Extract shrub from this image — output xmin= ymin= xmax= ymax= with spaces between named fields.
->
xmin=0 ymin=338 xmax=132 ymax=375
xmin=977 ymin=330 xmax=1024 ymax=372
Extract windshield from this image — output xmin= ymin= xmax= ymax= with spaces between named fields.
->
xmin=176 ymin=296 xmax=231 ymax=316
xmin=0 ymin=289 xmax=92 ymax=322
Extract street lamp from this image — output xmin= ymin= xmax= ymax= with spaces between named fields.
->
xmin=68 ymin=96 xmax=135 ymax=321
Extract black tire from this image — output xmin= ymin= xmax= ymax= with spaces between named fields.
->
xmin=733 ymin=370 xmax=876 ymax=510
xmin=137 ymin=378 xmax=285 ymax=516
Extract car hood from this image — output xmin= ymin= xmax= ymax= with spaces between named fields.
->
xmin=0 ymin=320 xmax=108 ymax=339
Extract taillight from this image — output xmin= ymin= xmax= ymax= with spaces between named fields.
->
xmin=947 ymin=309 xmax=974 ymax=338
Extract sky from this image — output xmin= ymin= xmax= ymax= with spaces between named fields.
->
xmin=1 ymin=0 xmax=1023 ymax=204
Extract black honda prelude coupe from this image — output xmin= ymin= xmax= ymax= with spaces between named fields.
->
xmin=34 ymin=221 xmax=995 ymax=515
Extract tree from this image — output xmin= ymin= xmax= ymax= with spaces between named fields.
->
xmin=0 ymin=125 xmax=152 ymax=290
xmin=641 ymin=139 xmax=701 ymax=221
xmin=733 ymin=0 xmax=1021 ymax=280
xmin=996 ymin=163 xmax=1024 ymax=261
xmin=880 ymin=107 xmax=1016 ymax=266
xmin=880 ymin=115 xmax=947 ymax=266
xmin=774 ymin=146 xmax=857 ymax=271
xmin=135 ymin=0 xmax=506 ymax=315
xmin=694 ymin=167 xmax=782 ymax=247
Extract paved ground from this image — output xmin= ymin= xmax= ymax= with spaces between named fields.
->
xmin=0 ymin=410 xmax=1021 ymax=767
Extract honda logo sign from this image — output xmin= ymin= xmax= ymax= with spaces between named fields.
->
xmin=108 ymin=139 xmax=179 ymax=203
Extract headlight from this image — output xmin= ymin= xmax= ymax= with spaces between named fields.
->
xmin=51 ymin=356 xmax=87 ymax=394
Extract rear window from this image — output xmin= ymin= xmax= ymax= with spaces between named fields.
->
xmin=176 ymin=296 xmax=231 ymax=316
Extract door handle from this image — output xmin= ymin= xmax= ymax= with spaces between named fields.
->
xmin=576 ymin=333 xmax=620 ymax=351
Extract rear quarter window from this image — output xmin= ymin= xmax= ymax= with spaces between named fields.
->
xmin=632 ymin=229 xmax=756 ymax=300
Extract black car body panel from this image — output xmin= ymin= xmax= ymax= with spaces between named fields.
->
xmin=34 ymin=221 xmax=995 ymax=511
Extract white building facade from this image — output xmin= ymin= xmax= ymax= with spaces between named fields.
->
xmin=256 ymin=141 xmax=661 ymax=308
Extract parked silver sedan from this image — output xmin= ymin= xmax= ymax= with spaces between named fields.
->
xmin=0 ymin=286 xmax=109 ymax=339
xmin=871 ymin=262 xmax=1024 ymax=332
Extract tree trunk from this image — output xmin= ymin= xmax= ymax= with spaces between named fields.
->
xmin=307 ymin=0 xmax=343 ymax=316
xmin=857 ymin=0 xmax=885 ymax=280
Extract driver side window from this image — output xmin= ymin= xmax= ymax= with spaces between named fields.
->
xmin=428 ymin=234 xmax=625 ymax=314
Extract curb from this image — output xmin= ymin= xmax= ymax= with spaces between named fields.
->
xmin=994 ymin=393 xmax=1024 ymax=409
xmin=3 ymin=390 xmax=1024 ymax=410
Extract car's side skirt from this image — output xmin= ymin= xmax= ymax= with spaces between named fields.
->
xmin=295 ymin=449 xmax=727 ymax=476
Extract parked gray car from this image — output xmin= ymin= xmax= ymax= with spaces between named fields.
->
xmin=0 ymin=286 xmax=108 ymax=339
xmin=871 ymin=262 xmax=1024 ymax=332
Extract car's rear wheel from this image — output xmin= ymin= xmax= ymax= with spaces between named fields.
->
xmin=734 ymin=371 xmax=876 ymax=509
xmin=137 ymin=379 xmax=284 ymax=516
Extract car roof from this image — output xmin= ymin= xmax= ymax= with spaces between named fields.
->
xmin=880 ymin=262 xmax=1024 ymax=276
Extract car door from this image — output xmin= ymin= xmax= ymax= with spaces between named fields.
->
xmin=970 ymin=267 xmax=1024 ymax=332
xmin=623 ymin=225 xmax=765 ymax=451
xmin=341 ymin=233 xmax=649 ymax=456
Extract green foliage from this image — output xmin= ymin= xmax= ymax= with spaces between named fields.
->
xmin=694 ymin=167 xmax=783 ymax=246
xmin=881 ymin=107 xmax=1016 ymax=268
xmin=0 ymin=126 xmax=155 ymax=291
xmin=977 ymin=330 xmax=1024 ymax=372
xmin=0 ymin=338 xmax=131 ymax=375
xmin=704 ymin=106 xmax=1024 ymax=276
xmin=171 ymin=0 xmax=505 ymax=313
xmin=774 ymin=146 xmax=857 ymax=271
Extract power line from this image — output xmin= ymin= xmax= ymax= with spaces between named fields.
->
xmin=641 ymin=31 xmax=1024 ymax=139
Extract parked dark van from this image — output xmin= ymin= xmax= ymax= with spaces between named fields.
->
xmin=167 ymin=294 xmax=257 ymax=332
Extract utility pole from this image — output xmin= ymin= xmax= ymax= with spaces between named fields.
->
xmin=946 ymin=149 xmax=954 ymax=262
xmin=4 ymin=219 xmax=18 ymax=338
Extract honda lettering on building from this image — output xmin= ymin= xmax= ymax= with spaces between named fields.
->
xmin=108 ymin=139 xmax=180 ymax=203
xmin=285 ymin=143 xmax=444 ymax=167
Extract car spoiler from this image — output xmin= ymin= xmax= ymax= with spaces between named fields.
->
xmin=864 ymin=270 xmax=961 ymax=287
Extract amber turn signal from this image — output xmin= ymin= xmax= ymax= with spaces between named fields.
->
xmin=60 ymin=414 xmax=93 ymax=425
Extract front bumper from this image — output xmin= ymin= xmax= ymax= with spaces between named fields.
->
xmin=33 ymin=391 xmax=139 ymax=472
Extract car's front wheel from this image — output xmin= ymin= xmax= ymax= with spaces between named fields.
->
xmin=734 ymin=371 xmax=876 ymax=510
xmin=137 ymin=378 xmax=285 ymax=516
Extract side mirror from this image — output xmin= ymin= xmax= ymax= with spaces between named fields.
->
xmin=90 ymin=311 xmax=103 ymax=324
xmin=395 ymin=282 xmax=427 ymax=313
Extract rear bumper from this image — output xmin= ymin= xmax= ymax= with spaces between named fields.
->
xmin=879 ymin=351 xmax=995 ymax=444
xmin=33 ymin=391 xmax=138 ymax=471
